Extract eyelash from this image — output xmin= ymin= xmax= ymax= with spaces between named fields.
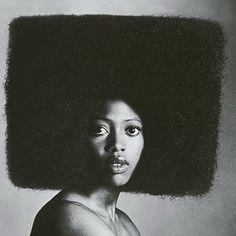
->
xmin=91 ymin=125 xmax=142 ymax=137
xmin=125 ymin=126 xmax=142 ymax=136
xmin=91 ymin=126 xmax=109 ymax=136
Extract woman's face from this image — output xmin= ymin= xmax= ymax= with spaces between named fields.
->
xmin=88 ymin=99 xmax=144 ymax=187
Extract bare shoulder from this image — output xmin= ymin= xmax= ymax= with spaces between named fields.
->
xmin=31 ymin=200 xmax=114 ymax=236
xmin=116 ymin=208 xmax=141 ymax=236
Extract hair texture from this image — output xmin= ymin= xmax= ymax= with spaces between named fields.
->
xmin=5 ymin=15 xmax=225 ymax=196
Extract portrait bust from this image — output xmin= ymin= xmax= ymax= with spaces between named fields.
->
xmin=6 ymin=15 xmax=225 ymax=235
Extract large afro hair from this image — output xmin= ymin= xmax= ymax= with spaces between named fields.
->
xmin=5 ymin=15 xmax=225 ymax=196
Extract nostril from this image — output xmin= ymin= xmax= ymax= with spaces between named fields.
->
xmin=106 ymin=145 xmax=125 ymax=153
xmin=108 ymin=146 xmax=116 ymax=152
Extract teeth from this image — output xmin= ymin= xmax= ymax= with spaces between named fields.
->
xmin=112 ymin=164 xmax=122 ymax=168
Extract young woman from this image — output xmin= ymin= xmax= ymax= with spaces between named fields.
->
xmin=30 ymin=99 xmax=143 ymax=235
xmin=6 ymin=15 xmax=224 ymax=236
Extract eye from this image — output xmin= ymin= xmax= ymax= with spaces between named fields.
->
xmin=91 ymin=125 xmax=109 ymax=136
xmin=125 ymin=126 xmax=142 ymax=137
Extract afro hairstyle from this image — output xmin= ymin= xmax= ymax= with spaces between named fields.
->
xmin=5 ymin=15 xmax=225 ymax=196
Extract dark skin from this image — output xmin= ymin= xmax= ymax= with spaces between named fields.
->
xmin=31 ymin=100 xmax=143 ymax=236
xmin=31 ymin=189 xmax=140 ymax=236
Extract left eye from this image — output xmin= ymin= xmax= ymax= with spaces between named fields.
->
xmin=91 ymin=126 xmax=109 ymax=136
xmin=125 ymin=126 xmax=141 ymax=136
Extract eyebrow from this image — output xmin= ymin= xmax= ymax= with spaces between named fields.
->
xmin=95 ymin=117 xmax=142 ymax=123
xmin=124 ymin=118 xmax=142 ymax=123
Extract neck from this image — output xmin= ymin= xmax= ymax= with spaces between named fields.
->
xmin=88 ymin=186 xmax=120 ymax=220
xmin=61 ymin=185 xmax=120 ymax=221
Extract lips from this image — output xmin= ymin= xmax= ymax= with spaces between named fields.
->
xmin=108 ymin=157 xmax=129 ymax=174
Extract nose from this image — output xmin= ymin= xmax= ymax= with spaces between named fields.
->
xmin=105 ymin=129 xmax=125 ymax=153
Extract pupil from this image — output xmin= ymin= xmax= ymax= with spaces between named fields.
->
xmin=97 ymin=128 xmax=102 ymax=133
xmin=92 ymin=126 xmax=102 ymax=133
xmin=129 ymin=128 xmax=135 ymax=133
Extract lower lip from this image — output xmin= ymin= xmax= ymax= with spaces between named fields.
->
xmin=109 ymin=164 xmax=129 ymax=174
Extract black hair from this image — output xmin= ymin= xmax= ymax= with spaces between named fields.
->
xmin=5 ymin=15 xmax=225 ymax=196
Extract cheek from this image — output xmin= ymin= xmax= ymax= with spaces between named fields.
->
xmin=128 ymin=137 xmax=144 ymax=163
xmin=89 ymin=138 xmax=106 ymax=156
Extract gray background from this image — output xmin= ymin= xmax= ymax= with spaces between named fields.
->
xmin=0 ymin=1 xmax=235 ymax=235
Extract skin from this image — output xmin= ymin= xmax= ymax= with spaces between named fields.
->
xmin=30 ymin=99 xmax=144 ymax=236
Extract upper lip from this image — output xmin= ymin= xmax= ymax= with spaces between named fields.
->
xmin=108 ymin=156 xmax=129 ymax=165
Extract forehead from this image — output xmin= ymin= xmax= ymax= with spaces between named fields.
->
xmin=95 ymin=99 xmax=141 ymax=121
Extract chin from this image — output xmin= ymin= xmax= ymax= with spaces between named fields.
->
xmin=108 ymin=174 xmax=131 ymax=187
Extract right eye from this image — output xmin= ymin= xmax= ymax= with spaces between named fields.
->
xmin=91 ymin=126 xmax=109 ymax=136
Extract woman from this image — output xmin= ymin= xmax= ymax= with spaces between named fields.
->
xmin=6 ymin=15 xmax=224 ymax=235
xmin=30 ymin=99 xmax=143 ymax=235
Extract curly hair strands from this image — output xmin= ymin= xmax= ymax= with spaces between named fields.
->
xmin=6 ymin=15 xmax=225 ymax=196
